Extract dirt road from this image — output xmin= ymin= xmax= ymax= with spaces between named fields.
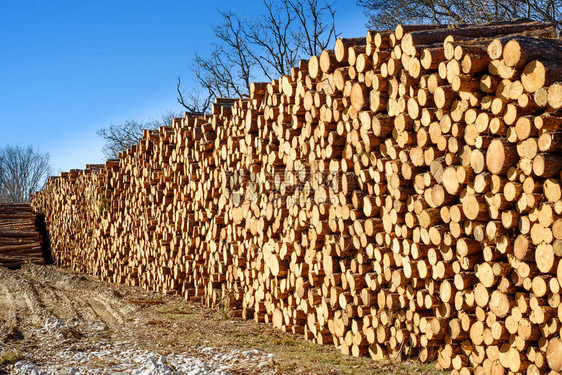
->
xmin=0 ymin=264 xmax=439 ymax=374
xmin=0 ymin=264 xmax=275 ymax=374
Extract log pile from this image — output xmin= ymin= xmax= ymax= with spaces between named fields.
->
xmin=0 ymin=203 xmax=45 ymax=268
xmin=32 ymin=19 xmax=562 ymax=374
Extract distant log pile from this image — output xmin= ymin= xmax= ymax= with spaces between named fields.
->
xmin=33 ymin=19 xmax=562 ymax=374
xmin=0 ymin=203 xmax=45 ymax=268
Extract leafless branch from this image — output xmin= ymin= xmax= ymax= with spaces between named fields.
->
xmin=178 ymin=0 xmax=340 ymax=111
xmin=177 ymin=77 xmax=211 ymax=114
xmin=358 ymin=0 xmax=561 ymax=33
xmin=0 ymin=145 xmax=51 ymax=203
xmin=97 ymin=111 xmax=181 ymax=159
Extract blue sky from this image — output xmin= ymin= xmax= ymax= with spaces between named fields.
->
xmin=0 ymin=1 xmax=367 ymax=173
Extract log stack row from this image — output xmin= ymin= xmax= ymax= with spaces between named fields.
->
xmin=0 ymin=203 xmax=45 ymax=268
xmin=32 ymin=20 xmax=562 ymax=374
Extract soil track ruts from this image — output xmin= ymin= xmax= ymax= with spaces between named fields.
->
xmin=0 ymin=266 xmax=126 ymax=357
xmin=0 ymin=264 xmax=130 ymax=339
xmin=0 ymin=264 xmax=439 ymax=374
xmin=0 ymin=264 xmax=279 ymax=374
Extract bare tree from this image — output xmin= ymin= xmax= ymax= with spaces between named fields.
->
xmin=178 ymin=0 xmax=339 ymax=112
xmin=0 ymin=145 xmax=51 ymax=203
xmin=97 ymin=111 xmax=182 ymax=158
xmin=357 ymin=0 xmax=561 ymax=32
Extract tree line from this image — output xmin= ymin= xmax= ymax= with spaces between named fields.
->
xmin=3 ymin=0 xmax=559 ymax=202
xmin=100 ymin=0 xmax=560 ymax=158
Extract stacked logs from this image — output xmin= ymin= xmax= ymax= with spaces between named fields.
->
xmin=32 ymin=19 xmax=562 ymax=374
xmin=0 ymin=203 xmax=45 ymax=268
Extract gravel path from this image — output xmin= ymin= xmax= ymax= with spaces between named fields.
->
xmin=11 ymin=338 xmax=273 ymax=374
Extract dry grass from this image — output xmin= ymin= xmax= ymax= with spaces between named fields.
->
xmin=155 ymin=302 xmax=445 ymax=375
xmin=0 ymin=350 xmax=23 ymax=366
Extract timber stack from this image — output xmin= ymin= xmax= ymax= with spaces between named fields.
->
xmin=32 ymin=19 xmax=562 ymax=374
xmin=0 ymin=203 xmax=45 ymax=268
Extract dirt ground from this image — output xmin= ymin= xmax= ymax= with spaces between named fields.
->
xmin=0 ymin=264 xmax=442 ymax=374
